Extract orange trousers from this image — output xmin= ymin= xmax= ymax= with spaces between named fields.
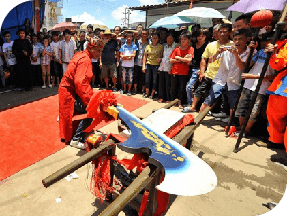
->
xmin=267 ymin=95 xmax=287 ymax=152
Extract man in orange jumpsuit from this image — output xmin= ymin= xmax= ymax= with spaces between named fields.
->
xmin=59 ymin=38 xmax=105 ymax=149
xmin=265 ymin=22 xmax=287 ymax=152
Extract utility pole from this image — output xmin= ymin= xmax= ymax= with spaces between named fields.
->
xmin=123 ymin=7 xmax=131 ymax=29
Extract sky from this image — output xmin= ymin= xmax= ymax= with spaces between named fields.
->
xmin=0 ymin=0 xmax=166 ymax=30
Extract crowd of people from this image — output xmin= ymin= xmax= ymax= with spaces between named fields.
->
xmin=1 ymin=13 xmax=287 ymax=152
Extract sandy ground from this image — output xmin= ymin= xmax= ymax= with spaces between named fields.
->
xmin=0 ymin=92 xmax=286 ymax=216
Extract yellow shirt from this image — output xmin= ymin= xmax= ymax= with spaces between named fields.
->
xmin=202 ymin=40 xmax=234 ymax=79
xmin=145 ymin=44 xmax=163 ymax=65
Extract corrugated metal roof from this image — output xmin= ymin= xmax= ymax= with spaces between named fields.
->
xmin=129 ymin=0 xmax=237 ymax=11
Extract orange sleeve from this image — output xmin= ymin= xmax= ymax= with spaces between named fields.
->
xmin=74 ymin=57 xmax=93 ymax=106
xmin=269 ymin=40 xmax=287 ymax=71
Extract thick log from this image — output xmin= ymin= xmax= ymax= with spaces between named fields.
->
xmin=42 ymin=139 xmax=115 ymax=188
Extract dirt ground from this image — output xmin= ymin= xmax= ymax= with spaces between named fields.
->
xmin=0 ymin=91 xmax=286 ymax=216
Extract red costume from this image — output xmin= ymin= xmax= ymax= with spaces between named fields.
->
xmin=266 ymin=39 xmax=287 ymax=151
xmin=59 ymin=49 xmax=94 ymax=143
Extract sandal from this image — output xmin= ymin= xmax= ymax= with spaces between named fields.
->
xmin=158 ymin=98 xmax=164 ymax=103
xmin=181 ymin=107 xmax=195 ymax=113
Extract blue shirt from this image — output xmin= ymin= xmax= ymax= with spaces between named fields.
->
xmin=119 ymin=42 xmax=138 ymax=67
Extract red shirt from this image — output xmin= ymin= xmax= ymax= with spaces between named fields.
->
xmin=170 ymin=46 xmax=194 ymax=75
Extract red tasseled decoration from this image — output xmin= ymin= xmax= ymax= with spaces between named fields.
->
xmin=84 ymin=90 xmax=117 ymax=133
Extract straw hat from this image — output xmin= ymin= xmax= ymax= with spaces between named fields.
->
xmin=102 ymin=29 xmax=115 ymax=36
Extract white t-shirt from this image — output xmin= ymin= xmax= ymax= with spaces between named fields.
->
xmin=50 ymin=41 xmax=60 ymax=61
xmin=213 ymin=47 xmax=251 ymax=90
xmin=0 ymin=46 xmax=4 ymax=66
xmin=243 ymin=49 xmax=275 ymax=95
xmin=3 ymin=41 xmax=17 ymax=65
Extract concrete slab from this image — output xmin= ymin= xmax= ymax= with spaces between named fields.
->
xmin=0 ymin=93 xmax=286 ymax=216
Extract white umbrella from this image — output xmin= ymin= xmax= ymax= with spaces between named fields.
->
xmin=175 ymin=7 xmax=226 ymax=27
xmin=149 ymin=15 xmax=195 ymax=29
xmin=80 ymin=20 xmax=108 ymax=30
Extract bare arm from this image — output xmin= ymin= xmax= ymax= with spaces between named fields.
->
xmin=199 ymin=57 xmax=208 ymax=81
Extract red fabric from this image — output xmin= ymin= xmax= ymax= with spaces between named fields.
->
xmin=90 ymin=153 xmax=115 ymax=202
xmin=58 ymin=50 xmax=94 ymax=142
xmin=165 ymin=114 xmax=194 ymax=138
xmin=268 ymin=39 xmax=287 ymax=94
xmin=139 ymin=190 xmax=150 ymax=216
xmin=267 ymin=95 xmax=287 ymax=151
xmin=170 ymin=46 xmax=194 ymax=75
xmin=113 ymin=154 xmax=148 ymax=173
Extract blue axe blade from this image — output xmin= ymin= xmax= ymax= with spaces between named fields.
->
xmin=117 ymin=106 xmax=217 ymax=196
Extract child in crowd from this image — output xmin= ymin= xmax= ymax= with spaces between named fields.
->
xmin=0 ymin=44 xmax=4 ymax=87
xmin=3 ymin=31 xmax=17 ymax=87
xmin=30 ymin=34 xmax=42 ymax=86
xmin=235 ymin=32 xmax=276 ymax=136
xmin=41 ymin=37 xmax=53 ymax=88
xmin=157 ymin=33 xmax=176 ymax=103
xmin=170 ymin=32 xmax=194 ymax=108
xmin=119 ymin=31 xmax=138 ymax=95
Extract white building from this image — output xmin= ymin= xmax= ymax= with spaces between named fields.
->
xmin=42 ymin=0 xmax=64 ymax=31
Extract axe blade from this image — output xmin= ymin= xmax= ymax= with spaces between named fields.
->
xmin=117 ymin=106 xmax=217 ymax=197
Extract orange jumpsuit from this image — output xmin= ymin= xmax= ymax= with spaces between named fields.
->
xmin=59 ymin=49 xmax=93 ymax=143
xmin=266 ymin=39 xmax=287 ymax=151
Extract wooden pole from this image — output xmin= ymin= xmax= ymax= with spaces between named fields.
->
xmin=99 ymin=166 xmax=159 ymax=216
xmin=42 ymin=140 xmax=115 ymax=188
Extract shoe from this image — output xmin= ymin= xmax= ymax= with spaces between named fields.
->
xmin=119 ymin=89 xmax=124 ymax=94
xmin=181 ymin=107 xmax=195 ymax=113
xmin=42 ymin=85 xmax=46 ymax=89
xmin=127 ymin=92 xmax=131 ymax=96
xmin=158 ymin=98 xmax=164 ymax=103
xmin=211 ymin=112 xmax=228 ymax=118
xmin=231 ymin=131 xmax=246 ymax=138
xmin=70 ymin=140 xmax=86 ymax=150
xmin=112 ymin=88 xmax=118 ymax=92
xmin=48 ymin=84 xmax=52 ymax=88
xmin=131 ymin=91 xmax=136 ymax=95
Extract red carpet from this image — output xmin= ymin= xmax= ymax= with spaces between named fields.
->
xmin=0 ymin=93 xmax=148 ymax=181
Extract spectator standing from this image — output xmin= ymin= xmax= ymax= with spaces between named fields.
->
xmin=119 ymin=31 xmax=138 ymax=95
xmin=183 ymin=24 xmax=233 ymax=112
xmin=134 ymin=29 xmax=149 ymax=94
xmin=0 ymin=42 xmax=4 ymax=87
xmin=196 ymin=29 xmax=252 ymax=116
xmin=41 ymin=37 xmax=53 ymax=88
xmin=76 ymin=31 xmax=86 ymax=52
xmin=185 ymin=28 xmax=209 ymax=106
xmin=170 ymin=32 xmax=194 ymax=108
xmin=59 ymin=29 xmax=76 ymax=74
xmin=100 ymin=29 xmax=119 ymax=90
xmin=235 ymin=33 xmax=275 ymax=136
xmin=3 ymin=31 xmax=17 ymax=87
xmin=30 ymin=34 xmax=42 ymax=86
xmin=158 ymin=34 xmax=176 ymax=103
xmin=50 ymin=31 xmax=62 ymax=86
xmin=142 ymin=33 xmax=163 ymax=99
xmin=233 ymin=14 xmax=251 ymax=32
xmin=12 ymin=28 xmax=33 ymax=91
